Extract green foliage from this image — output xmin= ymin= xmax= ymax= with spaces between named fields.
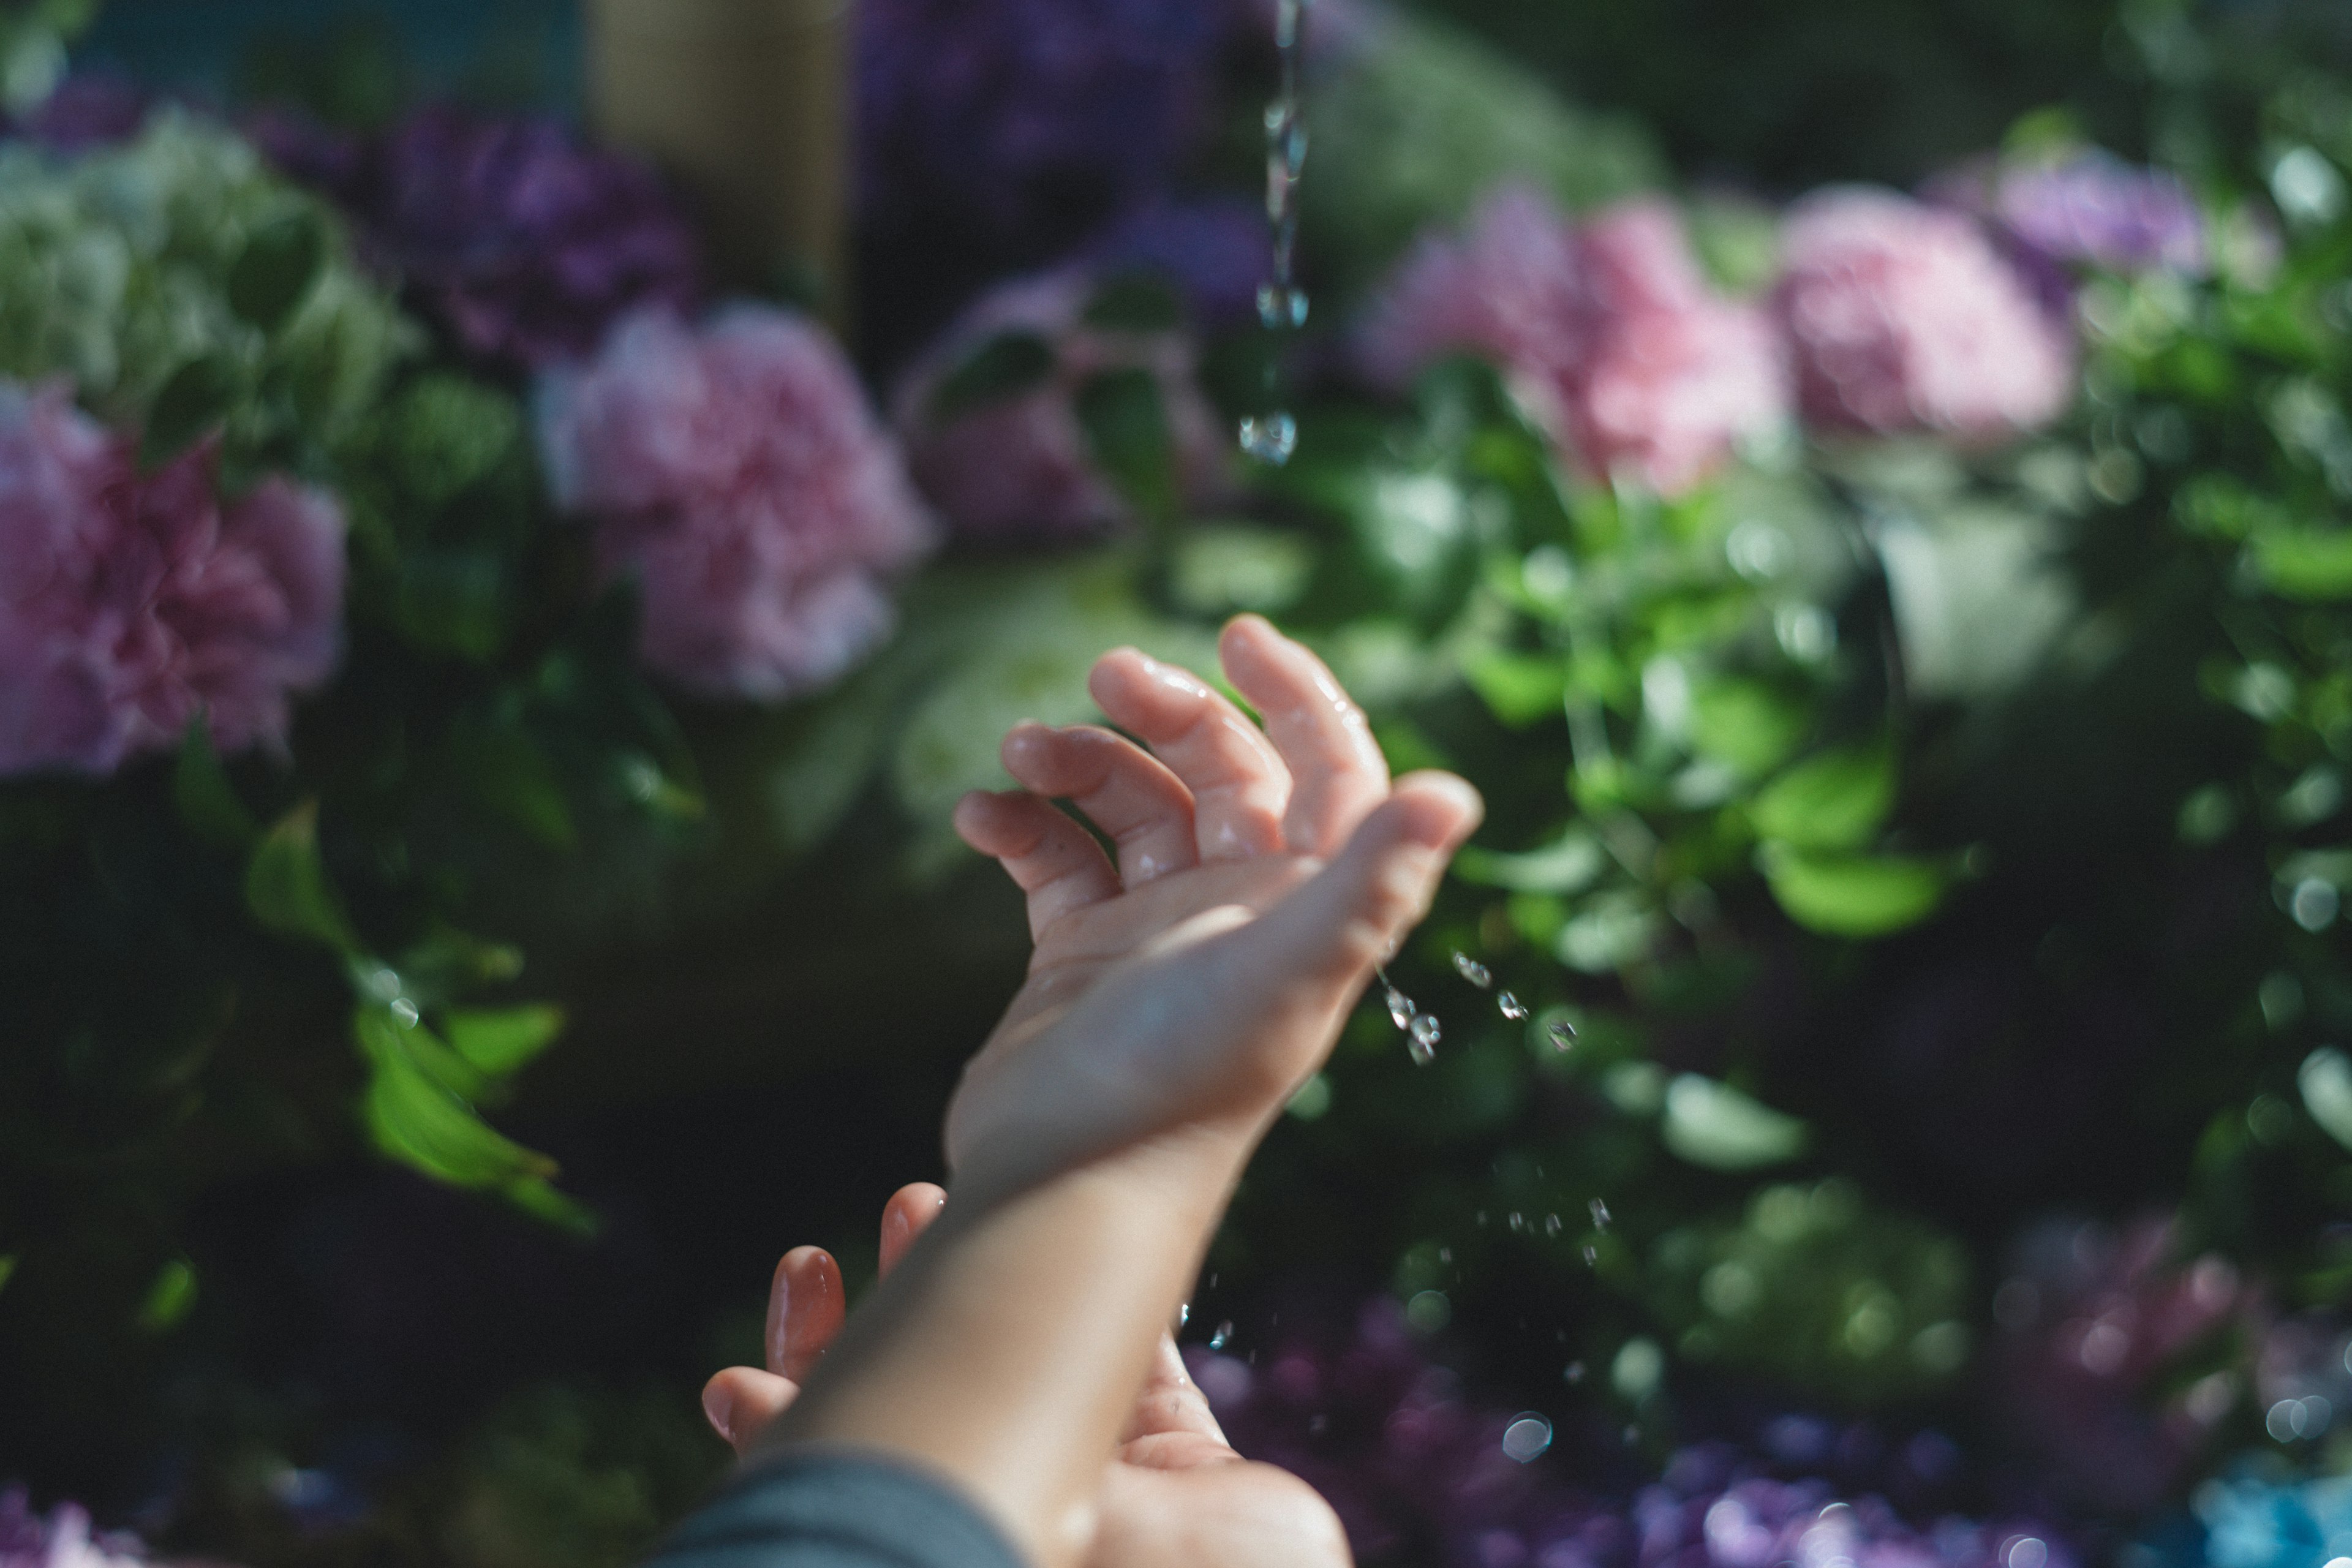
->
xmin=244 ymin=801 xmax=360 ymax=954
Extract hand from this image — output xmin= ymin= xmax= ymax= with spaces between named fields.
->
xmin=943 ymin=614 xmax=1482 ymax=1197
xmin=701 ymin=1185 xmax=1352 ymax=1568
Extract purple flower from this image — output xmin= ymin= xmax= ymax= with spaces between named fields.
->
xmin=1774 ymin=187 xmax=2076 ymax=442
xmin=263 ymin=106 xmax=704 ymax=372
xmin=1083 ymin=195 xmax=1274 ymax=328
xmin=1931 ymin=151 xmax=2208 ymax=279
xmin=857 ymin=0 xmax=1226 ymax=245
xmin=892 ymin=268 xmax=1227 ymax=543
xmin=536 ymin=306 xmax=934 ymax=699
xmin=1990 ymin=1215 xmax=2253 ymax=1513
xmin=0 ymin=382 xmax=346 ymax=778
xmin=7 ymin=72 xmax=153 ymax=153
xmin=1 ymin=1486 xmax=173 ymax=1566
xmin=1360 ymin=186 xmax=1789 ymax=497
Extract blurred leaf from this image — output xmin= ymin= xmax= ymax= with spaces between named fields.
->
xmin=2301 ymin=1049 xmax=2352 ymax=1153
xmin=1687 ymin=679 xmax=1807 ymax=778
xmin=1661 ymin=1074 xmax=1809 ymax=1170
xmin=141 ymin=356 xmax=238 ymax=469
xmin=1464 ymin=650 xmax=1568 ymax=728
xmin=228 ymin=208 xmax=328 ymax=333
xmin=245 ymin=801 xmax=360 ymax=954
xmin=2251 ymin=527 xmax=2352 ymax=601
xmin=445 ymin=1005 xmax=567 ymax=1079
xmin=1760 ymin=846 xmax=1945 ymax=938
xmin=929 ymin=331 xmax=1054 ymax=422
xmin=447 ymin=718 xmax=576 ymax=851
xmin=1167 ymin=526 xmax=1313 ymax=617
xmin=396 ymin=547 xmax=508 ymax=660
xmin=1456 ymin=827 xmax=1604 ymax=893
xmin=1075 ymin=368 xmax=1175 ymax=521
xmin=138 ymin=1259 xmax=198 ymax=1333
xmin=1749 ymin=742 xmax=1895 ymax=853
xmin=173 ymin=717 xmax=257 ymax=850
xmin=355 ymin=1008 xmax=558 ymax=1189
xmin=1082 ymin=273 xmax=1184 ymax=332
xmin=0 ymin=1255 xmax=15 ymax=1298
xmin=765 ymin=698 xmax=891 ymax=855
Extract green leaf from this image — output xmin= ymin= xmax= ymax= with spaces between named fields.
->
xmin=1760 ymin=846 xmax=1946 ymax=938
xmin=1750 ymin=742 xmax=1896 ymax=853
xmin=173 ymin=716 xmax=257 ymax=850
xmin=142 ymin=356 xmax=238 ymax=469
xmin=1463 ymin=650 xmax=1568 ymax=728
xmin=228 ymin=208 xmax=328 ymax=333
xmin=445 ymin=1005 xmax=567 ymax=1079
xmin=1687 ymin=679 xmax=1807 ymax=778
xmin=396 ymin=548 xmax=509 ymax=661
xmin=1167 ymin=526 xmax=1313 ymax=617
xmin=447 ymin=720 xmax=576 ymax=851
xmin=1661 ymin=1074 xmax=1809 ymax=1170
xmin=1455 ymin=827 xmax=1605 ymax=893
xmin=2252 ymin=527 xmax=2352 ymax=601
xmin=929 ymin=331 xmax=1055 ymax=423
xmin=1074 ymin=367 xmax=1175 ymax=521
xmin=137 ymin=1258 xmax=198 ymax=1333
xmin=1082 ymin=272 xmax=1184 ymax=332
xmin=355 ymin=1009 xmax=556 ymax=1189
xmin=245 ymin=801 xmax=360 ymax=953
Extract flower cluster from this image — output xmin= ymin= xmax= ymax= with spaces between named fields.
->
xmin=1774 ymin=187 xmax=2076 ymax=440
xmin=892 ymin=268 xmax=1226 ymax=541
xmin=1989 ymin=1215 xmax=2254 ymax=1514
xmin=856 ymin=0 xmax=1227 ymax=247
xmin=535 ymin=307 xmax=933 ymax=699
xmin=1359 ymin=186 xmax=1789 ymax=497
xmin=258 ymin=105 xmax=703 ymax=372
xmin=1 ymin=1487 xmax=167 ymax=1568
xmin=2192 ymin=1471 xmax=2352 ymax=1568
xmin=1931 ymin=149 xmax=2208 ymax=279
xmin=0 ymin=381 xmax=345 ymax=777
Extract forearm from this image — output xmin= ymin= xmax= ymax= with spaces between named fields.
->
xmin=751 ymin=1127 xmax=1253 ymax=1568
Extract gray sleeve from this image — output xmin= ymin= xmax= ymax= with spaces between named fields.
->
xmin=643 ymin=1452 xmax=1028 ymax=1568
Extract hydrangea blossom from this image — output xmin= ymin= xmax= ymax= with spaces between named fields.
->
xmin=2193 ymin=1471 xmax=2352 ymax=1568
xmin=1083 ymin=195 xmax=1273 ymax=327
xmin=258 ymin=105 xmax=703 ymax=371
xmin=892 ymin=268 xmax=1226 ymax=542
xmin=0 ymin=1489 xmax=152 ymax=1568
xmin=8 ymin=71 xmax=152 ymax=152
xmin=536 ymin=307 xmax=933 ymax=699
xmin=856 ymin=0 xmax=1226 ymax=246
xmin=1930 ymin=151 xmax=2207 ymax=278
xmin=1990 ymin=1215 xmax=2253 ymax=1513
xmin=1773 ymin=187 xmax=2076 ymax=441
xmin=0 ymin=381 xmax=346 ymax=777
xmin=1359 ymin=186 xmax=1789 ymax=496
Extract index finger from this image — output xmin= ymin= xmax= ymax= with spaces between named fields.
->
xmin=1218 ymin=616 xmax=1389 ymax=858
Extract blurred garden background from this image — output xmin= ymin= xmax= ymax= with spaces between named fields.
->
xmin=3 ymin=0 xmax=2352 ymax=1562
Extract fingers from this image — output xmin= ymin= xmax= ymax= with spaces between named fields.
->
xmin=1239 ymin=771 xmax=1482 ymax=990
xmin=878 ymin=1182 xmax=947 ymax=1278
xmin=1119 ymin=1333 xmax=1231 ymax=1447
xmin=703 ymin=1366 xmax=799 ymax=1455
xmin=1089 ymin=648 xmax=1291 ymax=862
xmin=1002 ymin=723 xmax=1197 ymax=887
xmin=766 ymin=1245 xmax=845 ymax=1382
xmin=955 ymin=789 xmax=1123 ymax=940
xmin=1218 ymin=616 xmax=1389 ymax=858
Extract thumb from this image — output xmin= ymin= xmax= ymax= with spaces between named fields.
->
xmin=1243 ymin=771 xmax=1482 ymax=992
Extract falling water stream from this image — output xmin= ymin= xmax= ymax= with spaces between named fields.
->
xmin=1238 ymin=0 xmax=1311 ymax=465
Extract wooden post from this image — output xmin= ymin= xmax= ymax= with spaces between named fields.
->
xmin=585 ymin=0 xmax=851 ymax=314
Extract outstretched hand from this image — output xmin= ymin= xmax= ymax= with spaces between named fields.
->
xmin=700 ymin=1186 xmax=1351 ymax=1568
xmin=943 ymin=614 xmax=1482 ymax=1197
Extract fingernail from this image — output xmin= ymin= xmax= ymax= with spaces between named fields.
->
xmin=767 ymin=1272 xmax=791 ymax=1372
xmin=701 ymin=1382 xmax=734 ymax=1444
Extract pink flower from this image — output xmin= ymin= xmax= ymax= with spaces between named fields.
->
xmin=0 ymin=383 xmax=345 ymax=778
xmin=892 ymin=268 xmax=1227 ymax=541
xmin=1359 ymin=186 xmax=1789 ymax=496
xmin=1774 ymin=187 xmax=2076 ymax=441
xmin=536 ymin=307 xmax=935 ymax=699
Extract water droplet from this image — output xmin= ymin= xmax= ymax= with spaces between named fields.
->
xmin=1238 ymin=412 xmax=1298 ymax=465
xmin=1589 ymin=1199 xmax=1612 ymax=1231
xmin=1498 ymin=991 xmax=1528 ymax=1020
xmin=1256 ymin=282 xmax=1309 ymax=329
xmin=1175 ymin=1302 xmax=1189 ymax=1330
xmin=1547 ymin=1019 xmax=1578 ymax=1050
xmin=1209 ymin=1321 xmax=1232 ymax=1351
xmin=1544 ymin=1213 xmax=1562 ymax=1237
xmin=1501 ymin=1414 xmax=1553 ymax=1463
xmin=1384 ymin=985 xmax=1415 ymax=1030
xmin=1564 ymin=1360 xmax=1586 ymax=1383
xmin=390 ymin=997 xmax=420 ymax=1029
xmin=1408 ymin=1012 xmax=1441 ymax=1064
xmin=1450 ymin=951 xmax=1492 ymax=988
xmin=1583 ymin=1244 xmax=1599 ymax=1268
xmin=1508 ymin=1211 xmax=1525 ymax=1232
xmin=1438 ymin=1247 xmax=1452 ymax=1263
